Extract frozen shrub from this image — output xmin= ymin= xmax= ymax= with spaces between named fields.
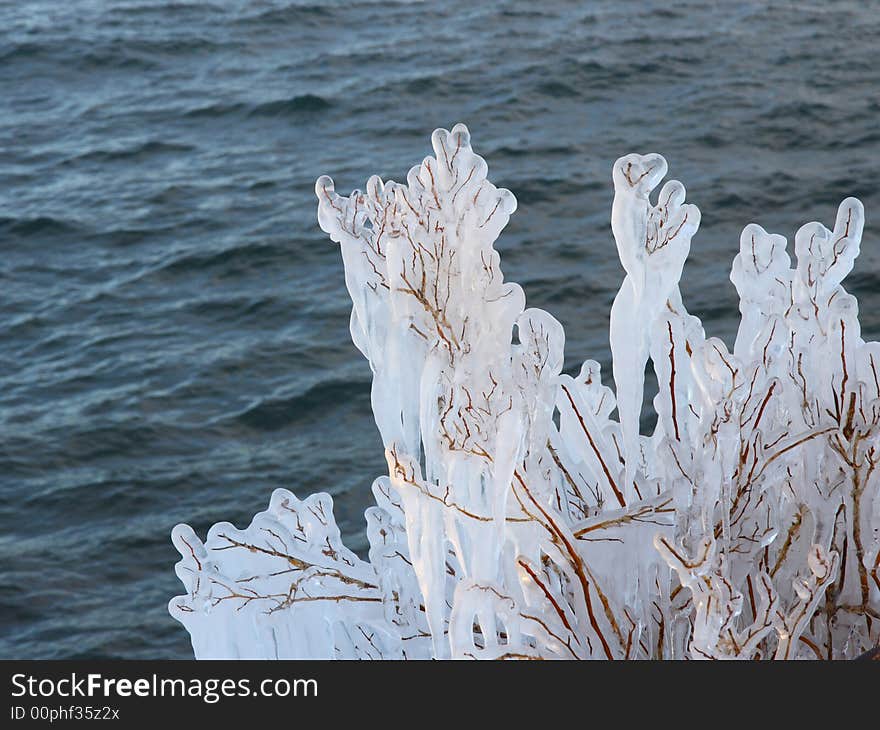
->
xmin=170 ymin=125 xmax=879 ymax=659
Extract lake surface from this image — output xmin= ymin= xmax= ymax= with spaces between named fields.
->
xmin=2 ymin=0 xmax=879 ymax=658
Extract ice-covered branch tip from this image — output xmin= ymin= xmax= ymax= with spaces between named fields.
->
xmin=170 ymin=124 xmax=879 ymax=659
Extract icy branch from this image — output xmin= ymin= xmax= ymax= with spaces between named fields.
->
xmin=170 ymin=125 xmax=879 ymax=659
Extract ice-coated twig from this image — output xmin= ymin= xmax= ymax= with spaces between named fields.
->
xmin=170 ymin=125 xmax=879 ymax=659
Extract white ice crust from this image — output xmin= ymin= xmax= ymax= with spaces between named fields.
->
xmin=170 ymin=125 xmax=878 ymax=659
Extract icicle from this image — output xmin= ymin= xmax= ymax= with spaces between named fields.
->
xmin=170 ymin=125 xmax=878 ymax=660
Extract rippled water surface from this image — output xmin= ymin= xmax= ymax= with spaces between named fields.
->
xmin=2 ymin=0 xmax=879 ymax=658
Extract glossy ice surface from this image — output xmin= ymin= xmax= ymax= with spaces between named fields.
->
xmin=172 ymin=125 xmax=878 ymax=659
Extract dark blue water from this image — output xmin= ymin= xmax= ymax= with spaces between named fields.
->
xmin=2 ymin=0 xmax=879 ymax=658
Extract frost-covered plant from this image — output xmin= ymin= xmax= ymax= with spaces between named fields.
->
xmin=170 ymin=125 xmax=879 ymax=659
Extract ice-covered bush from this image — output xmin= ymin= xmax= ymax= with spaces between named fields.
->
xmin=170 ymin=125 xmax=879 ymax=659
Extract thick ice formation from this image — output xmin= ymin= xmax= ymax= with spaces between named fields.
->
xmin=170 ymin=125 xmax=879 ymax=659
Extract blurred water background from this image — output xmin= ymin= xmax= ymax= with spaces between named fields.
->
xmin=1 ymin=0 xmax=879 ymax=657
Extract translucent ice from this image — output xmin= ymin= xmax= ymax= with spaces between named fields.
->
xmin=171 ymin=125 xmax=879 ymax=659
